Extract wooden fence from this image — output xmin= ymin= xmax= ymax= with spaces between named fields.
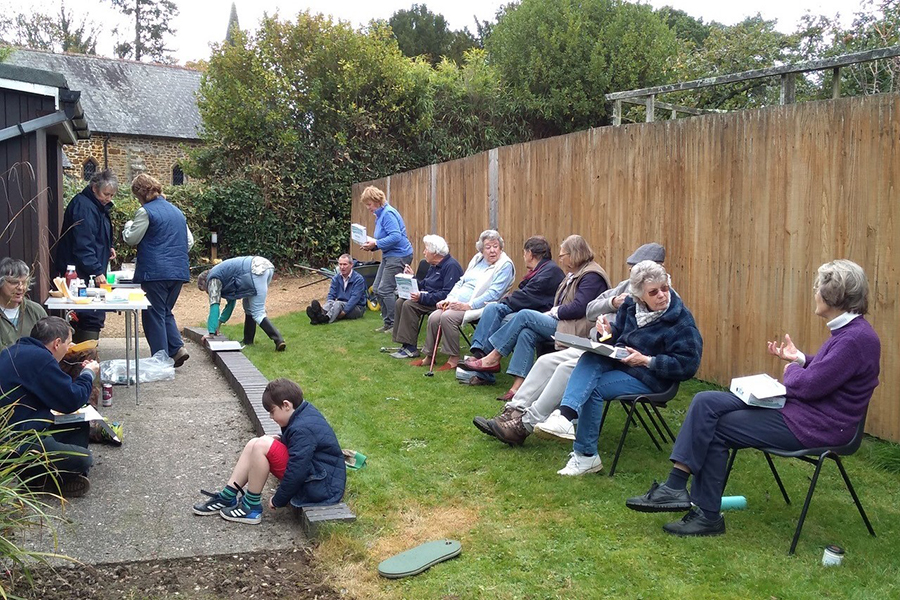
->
xmin=351 ymin=93 xmax=900 ymax=442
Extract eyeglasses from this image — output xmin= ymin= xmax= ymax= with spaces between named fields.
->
xmin=646 ymin=285 xmax=670 ymax=297
xmin=559 ymin=252 xmax=570 ymax=258
xmin=3 ymin=278 xmax=29 ymax=289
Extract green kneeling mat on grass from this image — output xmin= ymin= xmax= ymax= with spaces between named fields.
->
xmin=377 ymin=539 xmax=462 ymax=579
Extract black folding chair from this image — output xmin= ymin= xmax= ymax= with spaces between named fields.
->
xmin=598 ymin=382 xmax=680 ymax=476
xmin=722 ymin=409 xmax=875 ymax=554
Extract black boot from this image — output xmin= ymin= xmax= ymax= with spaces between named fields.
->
xmin=242 ymin=315 xmax=257 ymax=345
xmin=259 ymin=318 xmax=286 ymax=351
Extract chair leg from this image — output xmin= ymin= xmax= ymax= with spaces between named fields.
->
xmin=789 ymin=454 xmax=828 ymax=554
xmin=764 ymin=452 xmax=791 ymax=505
xmin=723 ymin=449 xmax=738 ymax=490
xmin=608 ymin=400 xmax=639 ymax=477
xmin=598 ymin=397 xmax=613 ymax=439
xmin=832 ymin=454 xmax=877 ymax=537
xmin=639 ymin=402 xmax=669 ymax=445
xmin=631 ymin=404 xmax=662 ymax=451
xmin=649 ymin=404 xmax=677 ymax=443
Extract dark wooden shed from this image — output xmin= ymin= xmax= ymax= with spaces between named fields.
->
xmin=0 ymin=62 xmax=89 ymax=300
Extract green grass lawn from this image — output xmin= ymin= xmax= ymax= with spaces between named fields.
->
xmin=225 ymin=312 xmax=900 ymax=599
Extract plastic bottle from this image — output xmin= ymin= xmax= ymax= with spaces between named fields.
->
xmin=65 ymin=265 xmax=78 ymax=290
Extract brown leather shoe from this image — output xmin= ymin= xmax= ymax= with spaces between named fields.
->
xmin=464 ymin=376 xmax=494 ymax=386
xmin=436 ymin=361 xmax=457 ymax=372
xmin=410 ymin=357 xmax=429 ymax=367
xmin=496 ymin=406 xmax=524 ymax=423
xmin=488 ymin=414 xmax=528 ymax=446
xmin=172 ymin=347 xmax=190 ymax=368
xmin=496 ymin=389 xmax=516 ymax=402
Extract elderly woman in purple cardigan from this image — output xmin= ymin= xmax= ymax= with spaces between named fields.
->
xmin=626 ymin=259 xmax=881 ymax=538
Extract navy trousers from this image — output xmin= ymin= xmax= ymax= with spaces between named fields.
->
xmin=671 ymin=391 xmax=803 ymax=513
xmin=141 ymin=280 xmax=185 ymax=357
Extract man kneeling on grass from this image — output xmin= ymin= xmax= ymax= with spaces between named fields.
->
xmin=192 ymin=378 xmax=346 ymax=524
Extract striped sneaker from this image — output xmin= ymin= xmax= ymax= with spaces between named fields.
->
xmin=192 ymin=489 xmax=237 ymax=516
xmin=220 ymin=500 xmax=262 ymax=524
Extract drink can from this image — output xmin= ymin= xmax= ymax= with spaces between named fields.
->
xmin=102 ymin=383 xmax=113 ymax=407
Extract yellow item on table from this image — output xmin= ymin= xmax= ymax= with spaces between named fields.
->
xmin=68 ymin=339 xmax=99 ymax=353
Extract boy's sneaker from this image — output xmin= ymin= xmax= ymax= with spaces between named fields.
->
xmin=192 ymin=489 xmax=237 ymax=516
xmin=220 ymin=500 xmax=262 ymax=524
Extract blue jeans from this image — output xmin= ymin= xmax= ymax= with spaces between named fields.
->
xmin=141 ymin=280 xmax=185 ymax=357
xmin=487 ymin=309 xmax=558 ymax=378
xmin=562 ymin=352 xmax=652 ymax=456
xmin=373 ymin=255 xmax=413 ymax=327
xmin=243 ymin=268 xmax=273 ymax=323
xmin=470 ymin=302 xmax=514 ymax=353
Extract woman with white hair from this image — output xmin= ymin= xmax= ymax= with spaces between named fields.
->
xmin=533 ymin=261 xmax=702 ymax=477
xmin=627 ymin=259 xmax=880 ymax=538
xmin=389 ymin=235 xmax=464 ymax=359
xmin=412 ymin=230 xmax=515 ymax=371
xmin=0 ymin=258 xmax=47 ymax=349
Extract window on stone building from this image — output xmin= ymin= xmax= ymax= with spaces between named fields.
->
xmin=172 ymin=164 xmax=185 ymax=186
xmin=83 ymin=158 xmax=97 ymax=181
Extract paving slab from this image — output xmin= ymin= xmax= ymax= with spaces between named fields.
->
xmin=23 ymin=337 xmax=305 ymax=565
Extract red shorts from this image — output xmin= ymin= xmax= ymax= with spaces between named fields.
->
xmin=266 ymin=438 xmax=289 ymax=480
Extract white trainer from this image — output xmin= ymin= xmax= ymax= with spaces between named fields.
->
xmin=557 ymin=451 xmax=603 ymax=476
xmin=534 ymin=410 xmax=576 ymax=442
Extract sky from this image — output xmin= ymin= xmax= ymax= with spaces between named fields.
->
xmin=2 ymin=0 xmax=870 ymax=64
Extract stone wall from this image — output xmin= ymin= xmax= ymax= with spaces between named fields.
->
xmin=65 ymin=133 xmax=203 ymax=185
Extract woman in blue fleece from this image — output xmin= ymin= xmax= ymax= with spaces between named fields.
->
xmin=359 ymin=185 xmax=414 ymax=333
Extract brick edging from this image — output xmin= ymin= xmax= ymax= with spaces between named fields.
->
xmin=182 ymin=327 xmax=279 ymax=437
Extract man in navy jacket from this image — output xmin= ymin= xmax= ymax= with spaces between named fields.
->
xmin=1 ymin=317 xmax=98 ymax=496
xmin=54 ymin=169 xmax=118 ymax=342
xmin=307 ymin=254 xmax=368 ymax=324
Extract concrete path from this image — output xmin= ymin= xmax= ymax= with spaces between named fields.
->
xmin=24 ymin=337 xmax=303 ymax=565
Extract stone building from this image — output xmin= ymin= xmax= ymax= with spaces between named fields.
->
xmin=6 ymin=48 xmax=202 ymax=185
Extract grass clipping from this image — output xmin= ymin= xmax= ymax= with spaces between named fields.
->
xmin=316 ymin=502 xmax=477 ymax=599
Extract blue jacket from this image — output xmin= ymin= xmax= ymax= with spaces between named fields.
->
xmin=373 ymin=204 xmax=413 ymax=258
xmin=208 ymin=257 xmax=258 ymax=299
xmin=417 ymin=254 xmax=464 ymax=307
xmin=273 ymin=401 xmax=346 ymax=508
xmin=608 ymin=294 xmax=703 ymax=393
xmin=54 ymin=185 xmax=113 ymax=280
xmin=501 ymin=258 xmax=565 ymax=313
xmin=0 ymin=337 xmax=93 ymax=433
xmin=134 ymin=196 xmax=190 ymax=283
xmin=326 ymin=270 xmax=367 ymax=312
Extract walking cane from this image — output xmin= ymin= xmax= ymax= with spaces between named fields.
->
xmin=424 ymin=324 xmax=443 ymax=377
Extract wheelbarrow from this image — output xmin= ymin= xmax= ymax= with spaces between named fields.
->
xmin=295 ymin=260 xmax=381 ymax=312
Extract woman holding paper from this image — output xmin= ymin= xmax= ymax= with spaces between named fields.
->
xmin=358 ymin=185 xmax=414 ymax=333
xmin=626 ymin=259 xmax=880 ymax=538
xmin=523 ymin=261 xmax=700 ymax=467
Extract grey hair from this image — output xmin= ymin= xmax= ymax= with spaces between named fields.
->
xmin=475 ymin=229 xmax=504 ymax=252
xmin=89 ymin=168 xmax=119 ymax=193
xmin=815 ymin=259 xmax=869 ymax=315
xmin=0 ymin=257 xmax=31 ymax=289
xmin=422 ymin=234 xmax=449 ymax=256
xmin=629 ymin=260 xmax=669 ymax=297
xmin=338 ymin=253 xmax=353 ymax=264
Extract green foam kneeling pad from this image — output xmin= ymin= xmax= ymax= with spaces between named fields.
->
xmin=377 ymin=539 xmax=462 ymax=579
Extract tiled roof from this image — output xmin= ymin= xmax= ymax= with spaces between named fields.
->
xmin=6 ymin=49 xmax=202 ymax=140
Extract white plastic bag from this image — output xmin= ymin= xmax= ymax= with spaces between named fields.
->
xmin=100 ymin=350 xmax=175 ymax=385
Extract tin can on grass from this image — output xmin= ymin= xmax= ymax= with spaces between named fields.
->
xmin=102 ymin=383 xmax=113 ymax=407
xmin=822 ymin=544 xmax=844 ymax=566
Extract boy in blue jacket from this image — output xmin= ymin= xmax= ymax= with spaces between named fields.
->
xmin=1 ymin=316 xmax=99 ymax=496
xmin=192 ymin=378 xmax=346 ymax=524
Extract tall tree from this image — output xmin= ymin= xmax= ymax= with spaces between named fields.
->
xmin=486 ymin=0 xmax=678 ymax=135
xmin=0 ymin=1 xmax=99 ymax=54
xmin=388 ymin=4 xmax=476 ymax=65
xmin=109 ymin=0 xmax=179 ymax=62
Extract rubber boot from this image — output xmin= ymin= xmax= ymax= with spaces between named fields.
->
xmin=241 ymin=315 xmax=257 ymax=345
xmin=259 ymin=318 xmax=286 ymax=351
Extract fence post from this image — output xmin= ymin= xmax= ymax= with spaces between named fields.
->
xmin=780 ymin=73 xmax=796 ymax=104
xmin=430 ymin=164 xmax=437 ymax=234
xmin=832 ymin=67 xmax=841 ymax=99
xmin=488 ymin=148 xmax=499 ymax=230
xmin=645 ymin=95 xmax=655 ymax=122
xmin=614 ymin=100 xmax=622 ymax=126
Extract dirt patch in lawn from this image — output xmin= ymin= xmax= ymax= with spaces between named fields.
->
xmin=102 ymin=273 xmax=331 ymax=337
xmin=7 ymin=548 xmax=344 ymax=600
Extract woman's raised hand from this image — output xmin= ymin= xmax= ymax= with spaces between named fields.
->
xmin=767 ymin=333 xmax=799 ymax=362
